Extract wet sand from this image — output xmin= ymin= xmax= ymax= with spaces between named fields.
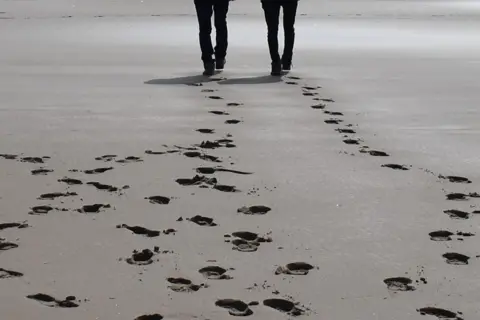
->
xmin=1 ymin=0 xmax=480 ymax=319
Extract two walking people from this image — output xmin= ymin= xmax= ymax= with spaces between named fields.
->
xmin=194 ymin=0 xmax=299 ymax=76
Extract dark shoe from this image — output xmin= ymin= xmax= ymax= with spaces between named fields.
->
xmin=203 ymin=61 xmax=215 ymax=76
xmin=215 ymin=58 xmax=226 ymax=70
xmin=282 ymin=61 xmax=292 ymax=71
xmin=271 ymin=61 xmax=282 ymax=76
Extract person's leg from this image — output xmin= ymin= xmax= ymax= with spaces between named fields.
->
xmin=194 ymin=0 xmax=215 ymax=74
xmin=213 ymin=0 xmax=229 ymax=69
xmin=281 ymin=1 xmax=298 ymax=69
xmin=262 ymin=1 xmax=282 ymax=75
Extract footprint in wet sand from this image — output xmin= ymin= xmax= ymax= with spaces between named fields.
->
xmin=215 ymin=299 xmax=253 ymax=316
xmin=0 ymin=154 xmax=18 ymax=160
xmin=227 ymin=102 xmax=243 ymax=107
xmin=187 ymin=83 xmax=203 ymax=87
xmin=381 ymin=164 xmax=409 ymax=170
xmin=126 ymin=249 xmax=156 ymax=265
xmin=116 ymin=156 xmax=143 ymax=164
xmin=117 ymin=224 xmax=160 ymax=237
xmin=31 ymin=168 xmax=53 ymax=175
xmin=196 ymin=128 xmax=215 ymax=134
xmin=263 ymin=299 xmax=304 ymax=316
xmin=320 ymin=98 xmax=335 ymax=103
xmin=197 ymin=140 xmax=235 ymax=149
xmin=95 ymin=155 xmax=117 ymax=162
xmin=285 ymin=81 xmax=298 ymax=85
xmin=324 ymin=111 xmax=343 ymax=116
xmin=343 ymin=139 xmax=360 ymax=145
xmin=199 ymin=266 xmax=232 ymax=279
xmin=0 ymin=241 xmax=18 ymax=251
xmin=0 ymin=268 xmax=23 ymax=279
xmin=446 ymin=193 xmax=468 ymax=201
xmin=0 ymin=222 xmax=29 ymax=231
xmin=429 ymin=231 xmax=454 ymax=241
xmin=77 ymin=204 xmax=111 ymax=213
xmin=209 ymin=110 xmax=229 ymax=116
xmin=20 ymin=157 xmax=45 ymax=164
xmin=444 ymin=209 xmax=469 ymax=220
xmin=311 ymin=103 xmax=326 ymax=109
xmin=213 ymin=184 xmax=239 ymax=192
xmin=287 ymin=76 xmax=301 ymax=80
xmin=183 ymin=151 xmax=222 ymax=163
xmin=225 ymin=119 xmax=242 ymax=124
xmin=176 ymin=175 xmax=217 ymax=186
xmin=303 ymin=92 xmax=317 ymax=97
xmin=26 ymin=293 xmax=79 ymax=308
xmin=336 ymin=128 xmax=356 ymax=134
xmin=38 ymin=192 xmax=77 ymax=200
xmin=439 ymin=175 xmax=472 ymax=184
xmin=443 ymin=252 xmax=470 ymax=265
xmin=417 ymin=307 xmax=461 ymax=319
xmin=58 ymin=177 xmax=83 ymax=185
xmin=196 ymin=167 xmax=252 ymax=175
xmin=29 ymin=205 xmax=55 ymax=215
xmin=202 ymin=89 xmax=216 ymax=93
xmin=238 ymin=205 xmax=271 ymax=215
xmin=324 ymin=119 xmax=343 ymax=124
xmin=87 ymin=182 xmax=124 ymax=192
xmin=166 ymin=277 xmax=202 ymax=292
xmin=84 ymin=167 xmax=114 ymax=174
xmin=135 ymin=314 xmax=164 ymax=320
xmin=383 ymin=277 xmax=415 ymax=291
xmin=146 ymin=196 xmax=171 ymax=205
xmin=302 ymin=86 xmax=320 ymax=91
xmin=230 ymin=231 xmax=272 ymax=252
xmin=208 ymin=96 xmax=223 ymax=100
xmin=275 ymin=262 xmax=314 ymax=275
xmin=368 ymin=150 xmax=390 ymax=157
xmin=187 ymin=215 xmax=217 ymax=226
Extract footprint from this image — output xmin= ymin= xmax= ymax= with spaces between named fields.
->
xmin=227 ymin=102 xmax=243 ymax=107
xmin=187 ymin=83 xmax=203 ymax=87
xmin=197 ymin=140 xmax=235 ymax=149
xmin=215 ymin=299 xmax=253 ymax=316
xmin=324 ymin=119 xmax=343 ymax=124
xmin=29 ymin=205 xmax=54 ymax=215
xmin=324 ymin=111 xmax=344 ymax=116
xmin=302 ymin=86 xmax=319 ymax=91
xmin=417 ymin=307 xmax=460 ymax=319
xmin=31 ymin=168 xmax=53 ymax=175
xmin=38 ymin=192 xmax=77 ymax=200
xmin=238 ymin=205 xmax=271 ymax=215
xmin=444 ymin=209 xmax=469 ymax=219
xmin=429 ymin=231 xmax=454 ymax=241
xmin=116 ymin=156 xmax=143 ymax=163
xmin=202 ymin=89 xmax=216 ymax=93
xmin=0 ymin=154 xmax=18 ymax=160
xmin=320 ymin=98 xmax=335 ymax=103
xmin=336 ymin=128 xmax=356 ymax=134
xmin=117 ymin=224 xmax=160 ymax=237
xmin=77 ymin=204 xmax=110 ymax=213
xmin=0 ymin=268 xmax=23 ymax=279
xmin=230 ymin=232 xmax=272 ymax=252
xmin=26 ymin=293 xmax=79 ymax=308
xmin=196 ymin=128 xmax=215 ymax=134
xmin=311 ymin=104 xmax=326 ymax=109
xmin=146 ymin=196 xmax=171 ymax=205
xmin=285 ymin=81 xmax=298 ymax=85
xmin=368 ymin=150 xmax=389 ymax=157
xmin=58 ymin=177 xmax=83 ymax=185
xmin=439 ymin=175 xmax=471 ymax=184
xmin=208 ymin=96 xmax=223 ymax=100
xmin=446 ymin=193 xmax=468 ymax=201
xmin=287 ymin=76 xmax=301 ymax=80
xmin=213 ymin=184 xmax=239 ymax=192
xmin=183 ymin=151 xmax=221 ymax=163
xmin=187 ymin=215 xmax=217 ymax=226
xmin=469 ymin=192 xmax=480 ymax=198
xmin=126 ymin=249 xmax=155 ymax=265
xmin=457 ymin=231 xmax=475 ymax=237
xmin=225 ymin=119 xmax=242 ymax=124
xmin=20 ymin=157 xmax=44 ymax=164
xmin=303 ymin=92 xmax=317 ymax=96
xmin=134 ymin=314 xmax=164 ymax=320
xmin=196 ymin=167 xmax=252 ymax=175
xmin=95 ymin=155 xmax=117 ymax=162
xmin=87 ymin=182 xmax=122 ymax=192
xmin=0 ymin=222 xmax=28 ymax=231
xmin=381 ymin=164 xmax=409 ymax=170
xmin=443 ymin=252 xmax=470 ymax=265
xmin=84 ymin=167 xmax=113 ymax=174
xmin=263 ymin=299 xmax=304 ymax=316
xmin=343 ymin=139 xmax=360 ymax=145
xmin=275 ymin=262 xmax=314 ymax=275
xmin=209 ymin=110 xmax=229 ymax=115
xmin=0 ymin=241 xmax=18 ymax=251
xmin=383 ymin=277 xmax=415 ymax=291
xmin=199 ymin=266 xmax=232 ymax=279
xmin=176 ymin=175 xmax=217 ymax=186
xmin=166 ymin=278 xmax=201 ymax=292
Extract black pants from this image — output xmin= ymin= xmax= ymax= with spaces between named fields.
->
xmin=194 ymin=0 xmax=229 ymax=63
xmin=262 ymin=1 xmax=298 ymax=63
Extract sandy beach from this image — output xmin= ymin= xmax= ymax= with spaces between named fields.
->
xmin=1 ymin=0 xmax=480 ymax=319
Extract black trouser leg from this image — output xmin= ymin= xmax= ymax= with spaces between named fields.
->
xmin=194 ymin=0 xmax=214 ymax=62
xmin=213 ymin=1 xmax=229 ymax=60
xmin=281 ymin=1 xmax=298 ymax=64
xmin=262 ymin=2 xmax=281 ymax=63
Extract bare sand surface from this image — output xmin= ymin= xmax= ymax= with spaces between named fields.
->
xmin=1 ymin=0 xmax=480 ymax=319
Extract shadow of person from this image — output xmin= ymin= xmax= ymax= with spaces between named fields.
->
xmin=218 ymin=75 xmax=284 ymax=85
xmin=145 ymin=72 xmax=223 ymax=85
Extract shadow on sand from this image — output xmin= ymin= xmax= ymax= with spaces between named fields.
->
xmin=145 ymin=72 xmax=287 ymax=86
xmin=218 ymin=75 xmax=283 ymax=85
xmin=144 ymin=72 xmax=223 ymax=85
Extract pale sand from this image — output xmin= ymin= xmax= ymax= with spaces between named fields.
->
xmin=1 ymin=0 xmax=480 ymax=319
